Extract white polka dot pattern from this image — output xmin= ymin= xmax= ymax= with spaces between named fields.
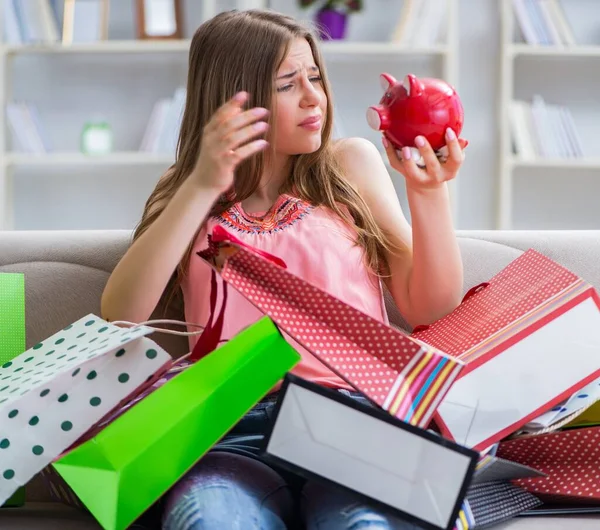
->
xmin=412 ymin=249 xmax=580 ymax=358
xmin=221 ymin=247 xmax=462 ymax=419
xmin=498 ymin=427 xmax=600 ymax=499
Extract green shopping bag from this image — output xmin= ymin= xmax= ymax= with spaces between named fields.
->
xmin=52 ymin=316 xmax=300 ymax=530
xmin=0 ymin=273 xmax=26 ymax=508
xmin=0 ymin=272 xmax=25 ymax=365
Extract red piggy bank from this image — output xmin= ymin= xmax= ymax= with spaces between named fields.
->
xmin=367 ymin=73 xmax=464 ymax=162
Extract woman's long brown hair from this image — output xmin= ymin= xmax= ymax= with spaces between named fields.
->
xmin=133 ymin=9 xmax=399 ymax=307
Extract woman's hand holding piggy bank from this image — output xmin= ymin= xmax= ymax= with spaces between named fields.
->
xmin=367 ymin=73 xmax=468 ymax=192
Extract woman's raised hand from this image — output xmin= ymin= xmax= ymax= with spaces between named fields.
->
xmin=191 ymin=91 xmax=269 ymax=193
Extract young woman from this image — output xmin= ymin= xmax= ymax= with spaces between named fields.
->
xmin=102 ymin=8 xmax=467 ymax=530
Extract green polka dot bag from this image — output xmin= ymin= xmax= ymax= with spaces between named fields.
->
xmin=0 ymin=313 xmax=172 ymax=509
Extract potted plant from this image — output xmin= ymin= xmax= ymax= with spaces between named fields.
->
xmin=299 ymin=0 xmax=363 ymax=41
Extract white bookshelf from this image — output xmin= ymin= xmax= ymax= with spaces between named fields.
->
xmin=510 ymin=157 xmax=600 ymax=170
xmin=3 ymin=152 xmax=176 ymax=167
xmin=4 ymin=40 xmax=451 ymax=56
xmin=497 ymin=0 xmax=600 ymax=229
xmin=509 ymin=42 xmax=600 ymax=57
xmin=0 ymin=0 xmax=460 ymax=231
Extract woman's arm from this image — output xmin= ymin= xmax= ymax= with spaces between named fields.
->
xmin=101 ymin=91 xmax=270 ymax=323
xmin=101 ymin=180 xmax=221 ymax=324
xmin=335 ymin=133 xmax=466 ymax=328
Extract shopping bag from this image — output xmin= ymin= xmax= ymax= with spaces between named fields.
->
xmin=465 ymin=481 xmax=542 ymax=529
xmin=497 ymin=426 xmax=600 ymax=503
xmin=520 ymin=376 xmax=600 ymax=434
xmin=195 ymin=225 xmax=465 ymax=429
xmin=410 ymin=248 xmax=600 ymax=450
xmin=40 ymin=357 xmax=193 ymax=512
xmin=0 ymin=313 xmax=172 ymax=506
xmin=52 ymin=316 xmax=300 ymax=530
xmin=262 ymin=373 xmax=479 ymax=530
xmin=564 ymin=399 xmax=600 ymax=429
xmin=471 ymin=453 xmax=545 ymax=485
xmin=0 ymin=272 xmax=25 ymax=365
xmin=459 ymin=451 xmax=545 ymax=529
xmin=0 ymin=272 xmax=26 ymax=508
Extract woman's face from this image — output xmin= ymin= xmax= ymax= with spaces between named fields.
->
xmin=271 ymin=38 xmax=328 ymax=156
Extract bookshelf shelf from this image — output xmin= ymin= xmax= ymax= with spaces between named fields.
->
xmin=3 ymin=152 xmax=175 ymax=168
xmin=2 ymin=40 xmax=192 ymax=55
xmin=322 ymin=42 xmax=448 ymax=56
xmin=3 ymin=150 xmax=400 ymax=171
xmin=510 ymin=157 xmax=600 ymax=170
xmin=497 ymin=1 xmax=600 ymax=229
xmin=2 ymin=40 xmax=448 ymax=58
xmin=510 ymin=43 xmax=600 ymax=58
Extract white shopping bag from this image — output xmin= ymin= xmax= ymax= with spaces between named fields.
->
xmin=0 ymin=313 xmax=171 ymax=505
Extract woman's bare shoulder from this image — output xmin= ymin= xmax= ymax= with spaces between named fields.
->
xmin=331 ymin=137 xmax=389 ymax=190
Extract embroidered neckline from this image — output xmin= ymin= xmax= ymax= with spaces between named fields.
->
xmin=216 ymin=194 xmax=313 ymax=234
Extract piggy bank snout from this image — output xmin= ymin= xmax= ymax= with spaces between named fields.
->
xmin=366 ymin=106 xmax=390 ymax=131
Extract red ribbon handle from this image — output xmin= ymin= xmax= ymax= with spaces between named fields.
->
xmin=189 ymin=226 xmax=287 ymax=362
xmin=462 ymin=282 xmax=489 ymax=303
xmin=411 ymin=282 xmax=490 ymax=335
xmin=189 ymin=269 xmax=228 ymax=362
xmin=212 ymin=225 xmax=287 ymax=269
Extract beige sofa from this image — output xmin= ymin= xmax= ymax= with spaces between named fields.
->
xmin=1 ymin=228 xmax=600 ymax=529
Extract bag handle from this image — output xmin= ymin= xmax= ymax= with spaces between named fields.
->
xmin=111 ymin=319 xmax=205 ymax=337
xmin=462 ymin=282 xmax=490 ymax=303
xmin=411 ymin=282 xmax=490 ymax=334
xmin=113 ymin=271 xmax=228 ymax=362
xmin=117 ymin=226 xmax=284 ymax=360
xmin=211 ymin=225 xmax=288 ymax=268
xmin=184 ymin=225 xmax=287 ymax=361
xmin=189 ymin=269 xmax=228 ymax=361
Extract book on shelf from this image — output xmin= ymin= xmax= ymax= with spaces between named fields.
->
xmin=6 ymin=102 xmax=51 ymax=154
xmin=4 ymin=0 xmax=61 ymax=45
xmin=140 ymin=87 xmax=186 ymax=155
xmin=509 ymin=96 xmax=584 ymax=161
xmin=389 ymin=0 xmax=447 ymax=47
xmin=512 ymin=0 xmax=576 ymax=46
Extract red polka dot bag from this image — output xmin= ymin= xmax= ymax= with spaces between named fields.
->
xmin=199 ymin=227 xmax=600 ymax=457
xmin=196 ymin=225 xmax=466 ymax=430
xmin=411 ymin=248 xmax=600 ymax=451
xmin=497 ymin=426 xmax=600 ymax=503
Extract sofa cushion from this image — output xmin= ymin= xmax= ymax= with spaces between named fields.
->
xmin=0 ymin=230 xmax=189 ymax=357
xmin=0 ymin=503 xmax=100 ymax=529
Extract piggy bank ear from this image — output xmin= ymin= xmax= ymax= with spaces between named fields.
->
xmin=379 ymin=73 xmax=396 ymax=92
xmin=403 ymin=74 xmax=424 ymax=97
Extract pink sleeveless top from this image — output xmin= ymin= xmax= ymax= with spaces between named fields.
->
xmin=181 ymin=193 xmax=389 ymax=390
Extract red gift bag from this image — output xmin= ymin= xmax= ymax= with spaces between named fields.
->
xmin=193 ymin=226 xmax=464 ymax=429
xmin=497 ymin=426 xmax=600 ymax=503
xmin=411 ymin=249 xmax=600 ymax=450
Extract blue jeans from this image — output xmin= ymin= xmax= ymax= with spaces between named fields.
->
xmin=160 ymin=391 xmax=421 ymax=530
